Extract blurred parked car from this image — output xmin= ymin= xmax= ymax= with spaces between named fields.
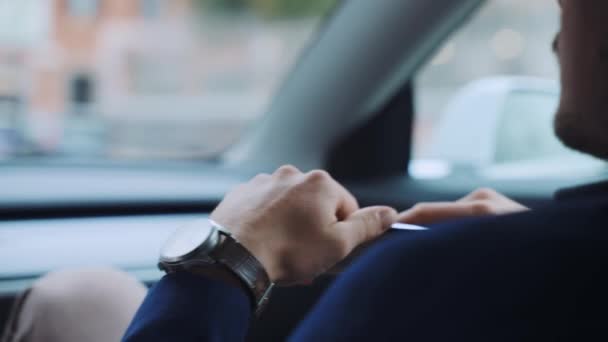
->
xmin=411 ymin=76 xmax=608 ymax=180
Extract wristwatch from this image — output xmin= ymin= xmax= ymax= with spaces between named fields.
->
xmin=158 ymin=218 xmax=274 ymax=315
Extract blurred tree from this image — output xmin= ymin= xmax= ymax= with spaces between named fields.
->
xmin=196 ymin=0 xmax=336 ymax=18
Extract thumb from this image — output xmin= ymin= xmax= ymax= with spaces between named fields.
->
xmin=333 ymin=206 xmax=398 ymax=256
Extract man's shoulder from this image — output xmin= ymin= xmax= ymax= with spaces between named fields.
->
xmin=437 ymin=196 xmax=608 ymax=239
xmin=315 ymin=198 xmax=608 ymax=342
xmin=375 ymin=196 xmax=608 ymax=266
xmin=350 ymin=196 xmax=608 ymax=310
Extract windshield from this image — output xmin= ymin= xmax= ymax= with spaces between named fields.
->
xmin=0 ymin=0 xmax=337 ymax=162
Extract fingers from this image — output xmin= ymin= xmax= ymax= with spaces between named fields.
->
xmin=457 ymin=188 xmax=500 ymax=202
xmin=398 ymin=201 xmax=493 ymax=225
xmin=332 ymin=206 xmax=398 ymax=256
xmin=331 ymin=185 xmax=359 ymax=221
xmin=299 ymin=169 xmax=359 ymax=220
xmin=399 ymin=188 xmax=529 ymax=226
xmin=272 ymin=165 xmax=302 ymax=179
xmin=314 ymin=173 xmax=358 ymax=220
xmin=269 ymin=165 xmax=359 ymax=219
xmin=457 ymin=188 xmax=529 ymax=214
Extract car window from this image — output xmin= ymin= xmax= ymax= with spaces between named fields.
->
xmin=495 ymin=90 xmax=564 ymax=164
xmin=412 ymin=0 xmax=607 ymax=180
xmin=0 ymin=0 xmax=337 ymax=161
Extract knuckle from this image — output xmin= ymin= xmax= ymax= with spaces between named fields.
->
xmin=470 ymin=201 xmax=494 ymax=215
xmin=275 ymin=165 xmax=300 ymax=177
xmin=305 ymin=170 xmax=331 ymax=184
xmin=471 ymin=188 xmax=497 ymax=200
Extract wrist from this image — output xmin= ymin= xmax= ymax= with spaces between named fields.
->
xmin=230 ymin=234 xmax=281 ymax=283
xmin=159 ymin=218 xmax=274 ymax=315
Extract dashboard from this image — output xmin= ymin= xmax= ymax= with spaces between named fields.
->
xmin=0 ymin=214 xmax=206 ymax=294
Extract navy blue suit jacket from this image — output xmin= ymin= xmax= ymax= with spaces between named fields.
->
xmin=123 ymin=184 xmax=608 ymax=341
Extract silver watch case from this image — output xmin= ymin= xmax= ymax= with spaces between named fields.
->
xmin=159 ymin=218 xmax=226 ymax=267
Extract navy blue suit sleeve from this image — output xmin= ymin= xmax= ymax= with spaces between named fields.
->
xmin=289 ymin=202 xmax=608 ymax=341
xmin=122 ymin=272 xmax=251 ymax=342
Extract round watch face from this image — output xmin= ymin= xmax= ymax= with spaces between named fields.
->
xmin=160 ymin=218 xmax=217 ymax=262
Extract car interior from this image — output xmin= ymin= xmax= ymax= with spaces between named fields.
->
xmin=1 ymin=0 xmax=606 ymax=341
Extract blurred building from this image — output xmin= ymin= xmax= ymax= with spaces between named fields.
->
xmin=0 ymin=0 xmax=200 ymax=155
xmin=0 ymin=0 xmax=276 ymax=158
xmin=0 ymin=1 xmax=327 ymax=159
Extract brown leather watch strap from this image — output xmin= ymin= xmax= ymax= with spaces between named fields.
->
xmin=210 ymin=233 xmax=274 ymax=315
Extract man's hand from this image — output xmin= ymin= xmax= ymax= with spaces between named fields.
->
xmin=211 ymin=165 xmax=397 ymax=286
xmin=397 ymin=188 xmax=528 ymax=226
